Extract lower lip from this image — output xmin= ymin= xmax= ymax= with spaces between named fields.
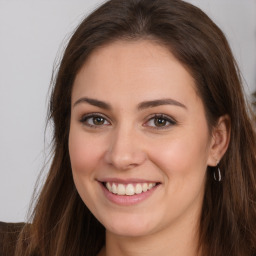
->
xmin=100 ymin=182 xmax=159 ymax=206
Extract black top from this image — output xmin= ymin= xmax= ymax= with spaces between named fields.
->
xmin=0 ymin=222 xmax=24 ymax=256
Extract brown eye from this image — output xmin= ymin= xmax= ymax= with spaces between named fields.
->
xmin=80 ymin=114 xmax=110 ymax=127
xmin=144 ymin=114 xmax=176 ymax=129
xmin=93 ymin=116 xmax=105 ymax=125
xmin=154 ymin=117 xmax=167 ymax=127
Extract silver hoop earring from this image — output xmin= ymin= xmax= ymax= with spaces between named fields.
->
xmin=213 ymin=166 xmax=222 ymax=182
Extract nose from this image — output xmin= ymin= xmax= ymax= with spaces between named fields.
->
xmin=104 ymin=126 xmax=147 ymax=170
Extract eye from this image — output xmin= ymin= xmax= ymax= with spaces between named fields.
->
xmin=80 ymin=113 xmax=110 ymax=128
xmin=145 ymin=114 xmax=176 ymax=129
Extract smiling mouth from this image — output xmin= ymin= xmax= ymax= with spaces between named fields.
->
xmin=102 ymin=182 xmax=160 ymax=196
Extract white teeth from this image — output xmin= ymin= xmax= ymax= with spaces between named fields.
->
xmin=106 ymin=182 xmax=111 ymax=191
xmin=105 ymin=182 xmax=157 ymax=196
xmin=142 ymin=183 xmax=148 ymax=192
xmin=135 ymin=183 xmax=142 ymax=194
xmin=126 ymin=184 xmax=135 ymax=195
xmin=117 ymin=184 xmax=126 ymax=195
xmin=112 ymin=183 xmax=117 ymax=194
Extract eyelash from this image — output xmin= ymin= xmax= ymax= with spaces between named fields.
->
xmin=79 ymin=113 xmax=177 ymax=129
xmin=144 ymin=114 xmax=177 ymax=129
xmin=79 ymin=113 xmax=111 ymax=128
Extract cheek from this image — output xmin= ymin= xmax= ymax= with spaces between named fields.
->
xmin=148 ymin=129 xmax=210 ymax=178
xmin=68 ymin=127 xmax=105 ymax=211
xmin=68 ymin=128 xmax=103 ymax=176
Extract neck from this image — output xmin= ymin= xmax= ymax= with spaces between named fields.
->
xmin=100 ymin=216 xmax=200 ymax=256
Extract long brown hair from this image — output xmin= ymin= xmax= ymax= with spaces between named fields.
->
xmin=16 ymin=0 xmax=256 ymax=255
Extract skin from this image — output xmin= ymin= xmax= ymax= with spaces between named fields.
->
xmin=69 ymin=40 xmax=230 ymax=256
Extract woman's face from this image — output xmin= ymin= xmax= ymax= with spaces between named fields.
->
xmin=69 ymin=40 xmax=215 ymax=237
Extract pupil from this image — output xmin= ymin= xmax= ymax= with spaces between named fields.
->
xmin=154 ymin=118 xmax=166 ymax=126
xmin=93 ymin=117 xmax=104 ymax=125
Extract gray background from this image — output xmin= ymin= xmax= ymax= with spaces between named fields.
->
xmin=0 ymin=0 xmax=255 ymax=222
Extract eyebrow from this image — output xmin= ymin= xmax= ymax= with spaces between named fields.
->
xmin=137 ymin=98 xmax=187 ymax=110
xmin=73 ymin=97 xmax=111 ymax=110
xmin=73 ymin=97 xmax=187 ymax=110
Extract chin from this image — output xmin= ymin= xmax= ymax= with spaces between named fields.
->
xmin=101 ymin=213 xmax=157 ymax=237
xmin=106 ymin=225 xmax=153 ymax=237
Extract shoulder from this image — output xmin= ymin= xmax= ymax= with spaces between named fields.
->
xmin=0 ymin=221 xmax=25 ymax=256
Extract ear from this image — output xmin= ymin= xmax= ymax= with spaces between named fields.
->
xmin=207 ymin=115 xmax=231 ymax=166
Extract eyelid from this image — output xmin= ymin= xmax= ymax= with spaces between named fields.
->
xmin=79 ymin=112 xmax=111 ymax=127
xmin=143 ymin=114 xmax=177 ymax=129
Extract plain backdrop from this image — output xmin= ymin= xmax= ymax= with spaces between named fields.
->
xmin=0 ymin=0 xmax=256 ymax=222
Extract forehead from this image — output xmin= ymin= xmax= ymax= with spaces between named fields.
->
xmin=72 ymin=40 xmax=200 ymax=109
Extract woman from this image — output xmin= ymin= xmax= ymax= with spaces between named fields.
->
xmin=1 ymin=0 xmax=256 ymax=255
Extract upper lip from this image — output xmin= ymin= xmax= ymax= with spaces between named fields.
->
xmin=97 ymin=178 xmax=161 ymax=184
